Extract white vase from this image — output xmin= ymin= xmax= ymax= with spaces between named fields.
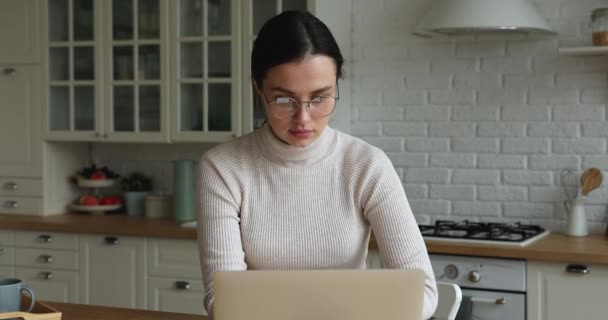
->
xmin=565 ymin=197 xmax=587 ymax=237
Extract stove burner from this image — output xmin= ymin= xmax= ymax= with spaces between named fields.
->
xmin=419 ymin=220 xmax=547 ymax=243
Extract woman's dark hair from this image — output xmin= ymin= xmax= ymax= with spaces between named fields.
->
xmin=251 ymin=10 xmax=344 ymax=86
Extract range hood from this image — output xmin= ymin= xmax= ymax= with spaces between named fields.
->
xmin=414 ymin=0 xmax=555 ymax=37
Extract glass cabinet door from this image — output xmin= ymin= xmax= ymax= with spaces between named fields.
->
xmin=172 ymin=0 xmax=239 ymax=142
xmin=242 ymin=0 xmax=309 ymax=133
xmin=107 ymin=0 xmax=166 ymax=140
xmin=47 ymin=0 xmax=98 ymax=138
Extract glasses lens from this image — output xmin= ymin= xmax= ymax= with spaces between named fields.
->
xmin=309 ymin=96 xmax=336 ymax=117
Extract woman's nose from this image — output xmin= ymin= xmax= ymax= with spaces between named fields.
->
xmin=293 ymin=102 xmax=312 ymax=122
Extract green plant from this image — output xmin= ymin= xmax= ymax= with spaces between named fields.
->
xmin=120 ymin=172 xmax=153 ymax=192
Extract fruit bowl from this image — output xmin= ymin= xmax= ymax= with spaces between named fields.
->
xmin=77 ymin=177 xmax=117 ymax=188
xmin=69 ymin=203 xmax=121 ymax=213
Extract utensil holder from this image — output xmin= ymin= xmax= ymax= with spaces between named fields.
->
xmin=565 ymin=197 xmax=588 ymax=237
xmin=173 ymin=160 xmax=196 ymax=223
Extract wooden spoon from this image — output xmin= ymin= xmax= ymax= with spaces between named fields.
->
xmin=580 ymin=168 xmax=603 ymax=196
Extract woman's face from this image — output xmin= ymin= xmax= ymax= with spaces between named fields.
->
xmin=255 ymin=54 xmax=338 ymax=147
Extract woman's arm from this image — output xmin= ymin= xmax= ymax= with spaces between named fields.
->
xmin=196 ymin=157 xmax=247 ymax=316
xmin=360 ymin=151 xmax=438 ymax=319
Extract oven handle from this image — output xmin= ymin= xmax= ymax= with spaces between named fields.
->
xmin=470 ymin=297 xmax=507 ymax=305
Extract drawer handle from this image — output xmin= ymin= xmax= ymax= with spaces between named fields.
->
xmin=4 ymin=200 xmax=18 ymax=209
xmin=566 ymin=264 xmax=589 ymax=274
xmin=39 ymin=271 xmax=53 ymax=280
xmin=0 ymin=247 xmax=3 ymax=255
xmin=470 ymin=297 xmax=507 ymax=305
xmin=38 ymin=235 xmax=54 ymax=243
xmin=104 ymin=236 xmax=119 ymax=245
xmin=3 ymin=67 xmax=16 ymax=76
xmin=175 ymin=281 xmax=191 ymax=290
xmin=40 ymin=254 xmax=53 ymax=263
xmin=4 ymin=182 xmax=18 ymax=190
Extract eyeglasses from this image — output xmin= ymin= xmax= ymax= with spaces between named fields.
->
xmin=263 ymin=87 xmax=339 ymax=120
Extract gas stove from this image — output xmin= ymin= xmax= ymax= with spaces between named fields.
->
xmin=419 ymin=220 xmax=550 ymax=247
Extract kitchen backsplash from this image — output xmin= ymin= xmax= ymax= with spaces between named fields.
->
xmin=94 ymin=0 xmax=608 ymax=233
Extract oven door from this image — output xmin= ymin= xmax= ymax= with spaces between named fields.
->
xmin=457 ymin=289 xmax=525 ymax=320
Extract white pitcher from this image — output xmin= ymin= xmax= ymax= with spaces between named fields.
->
xmin=564 ymin=196 xmax=588 ymax=237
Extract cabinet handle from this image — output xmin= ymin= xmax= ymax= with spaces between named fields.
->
xmin=175 ymin=281 xmax=191 ymax=290
xmin=38 ymin=234 xmax=54 ymax=243
xmin=39 ymin=271 xmax=53 ymax=280
xmin=3 ymin=67 xmax=16 ymax=76
xmin=94 ymin=132 xmax=101 ymax=138
xmin=566 ymin=264 xmax=590 ymax=274
xmin=4 ymin=200 xmax=18 ymax=209
xmin=0 ymin=247 xmax=4 ymax=255
xmin=39 ymin=254 xmax=54 ymax=263
xmin=4 ymin=182 xmax=18 ymax=190
xmin=470 ymin=297 xmax=507 ymax=305
xmin=104 ymin=236 xmax=119 ymax=245
xmin=103 ymin=133 xmax=109 ymax=138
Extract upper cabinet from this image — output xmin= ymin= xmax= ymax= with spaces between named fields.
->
xmin=0 ymin=0 xmax=41 ymax=64
xmin=43 ymin=0 xmax=312 ymax=143
xmin=170 ymin=0 xmax=240 ymax=142
xmin=44 ymin=0 xmax=170 ymax=143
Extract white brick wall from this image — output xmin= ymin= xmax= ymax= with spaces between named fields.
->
xmin=352 ymin=0 xmax=608 ymax=232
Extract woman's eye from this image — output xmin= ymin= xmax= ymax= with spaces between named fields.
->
xmin=311 ymin=96 xmax=325 ymax=103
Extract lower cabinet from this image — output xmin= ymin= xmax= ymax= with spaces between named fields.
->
xmin=148 ymin=277 xmax=205 ymax=315
xmin=13 ymin=230 xmax=79 ymax=303
xmin=5 ymin=229 xmax=206 ymax=314
xmin=147 ymin=238 xmax=206 ymax=315
xmin=79 ymin=234 xmax=146 ymax=309
xmin=15 ymin=267 xmax=79 ymax=303
xmin=527 ymin=260 xmax=608 ymax=320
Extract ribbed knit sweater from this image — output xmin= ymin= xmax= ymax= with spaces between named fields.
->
xmin=196 ymin=124 xmax=438 ymax=319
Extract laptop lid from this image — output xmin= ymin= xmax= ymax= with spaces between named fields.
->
xmin=213 ymin=269 xmax=425 ymax=320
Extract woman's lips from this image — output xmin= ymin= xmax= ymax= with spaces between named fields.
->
xmin=288 ymin=129 xmax=313 ymax=139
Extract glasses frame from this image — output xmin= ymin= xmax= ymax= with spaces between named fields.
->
xmin=262 ymin=84 xmax=340 ymax=120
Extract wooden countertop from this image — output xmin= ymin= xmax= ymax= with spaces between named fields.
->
xmin=45 ymin=302 xmax=207 ymax=320
xmin=0 ymin=213 xmax=197 ymax=240
xmin=1 ymin=213 xmax=608 ymax=264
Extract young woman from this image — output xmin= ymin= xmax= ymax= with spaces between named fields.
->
xmin=196 ymin=10 xmax=437 ymax=319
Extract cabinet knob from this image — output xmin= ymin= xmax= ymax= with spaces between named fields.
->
xmin=94 ymin=132 xmax=101 ymax=138
xmin=38 ymin=234 xmax=54 ymax=243
xmin=4 ymin=200 xmax=18 ymax=209
xmin=0 ymin=247 xmax=4 ymax=255
xmin=104 ymin=236 xmax=119 ymax=245
xmin=40 ymin=254 xmax=54 ymax=263
xmin=39 ymin=271 xmax=53 ymax=280
xmin=103 ymin=133 xmax=109 ymax=138
xmin=566 ymin=264 xmax=589 ymax=274
xmin=3 ymin=67 xmax=16 ymax=76
xmin=4 ymin=182 xmax=18 ymax=190
xmin=175 ymin=281 xmax=191 ymax=290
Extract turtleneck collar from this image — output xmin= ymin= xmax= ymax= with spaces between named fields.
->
xmin=256 ymin=123 xmax=337 ymax=167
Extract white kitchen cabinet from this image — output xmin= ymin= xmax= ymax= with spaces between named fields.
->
xmin=0 ymin=65 xmax=42 ymax=177
xmin=147 ymin=238 xmax=206 ymax=315
xmin=148 ymin=277 xmax=205 ymax=315
xmin=527 ymin=260 xmax=608 ymax=320
xmin=43 ymin=0 xmax=170 ymax=142
xmin=13 ymin=230 xmax=80 ymax=303
xmin=15 ymin=267 xmax=79 ymax=303
xmin=0 ymin=0 xmax=40 ymax=63
xmin=79 ymin=234 xmax=146 ymax=309
xmin=0 ymin=230 xmax=15 ymax=277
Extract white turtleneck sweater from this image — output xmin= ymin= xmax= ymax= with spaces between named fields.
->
xmin=196 ymin=124 xmax=437 ymax=319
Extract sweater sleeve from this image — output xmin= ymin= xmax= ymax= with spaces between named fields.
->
xmin=196 ymin=156 xmax=247 ymax=318
xmin=360 ymin=151 xmax=438 ymax=319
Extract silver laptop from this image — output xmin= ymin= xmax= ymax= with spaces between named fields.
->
xmin=214 ymin=269 xmax=425 ymax=320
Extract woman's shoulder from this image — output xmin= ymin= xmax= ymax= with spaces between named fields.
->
xmin=199 ymin=130 xmax=260 ymax=167
xmin=334 ymin=130 xmax=389 ymax=164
